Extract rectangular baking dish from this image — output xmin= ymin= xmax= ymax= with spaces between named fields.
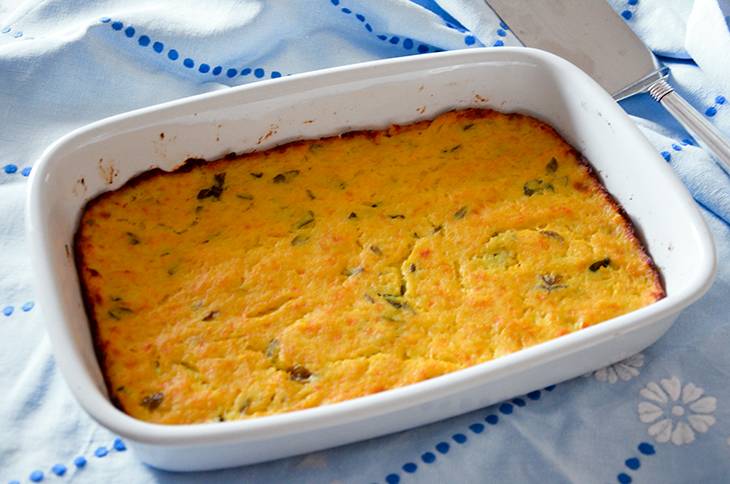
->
xmin=27 ymin=48 xmax=716 ymax=471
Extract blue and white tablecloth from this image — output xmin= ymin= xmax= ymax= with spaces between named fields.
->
xmin=1 ymin=1 xmax=729 ymax=482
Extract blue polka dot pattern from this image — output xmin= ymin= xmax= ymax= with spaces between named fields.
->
xmin=496 ymin=29 xmax=506 ymax=37
xmin=254 ymin=68 xmax=265 ymax=78
xmin=51 ymin=464 xmax=67 ymax=476
xmin=621 ymin=10 xmax=632 ymax=20
xmin=493 ymin=40 xmax=504 ymax=47
xmin=383 ymin=387 xmax=556 ymax=482
xmin=469 ymin=423 xmax=484 ymax=434
xmin=618 ymin=473 xmax=632 ymax=483
xmin=499 ymin=403 xmax=513 ymax=414
xmin=628 ymin=0 xmax=638 ymax=4
xmin=614 ymin=442 xmax=656 ymax=483
xmin=29 ymin=470 xmax=43 ymax=482
xmin=329 ymin=2 xmax=453 ymax=53
xmin=661 ymin=151 xmax=671 ymax=161
xmin=95 ymin=446 xmax=109 ymax=458
xmin=385 ymin=474 xmax=399 ymax=484
xmin=638 ymin=442 xmax=655 ymax=455
xmin=465 ymin=35 xmax=476 ymax=46
xmin=704 ymin=91 xmax=727 ymax=117
xmin=104 ymin=19 xmax=283 ymax=83
xmin=241 ymin=67 xmax=252 ymax=76
xmin=3 ymin=306 xmax=14 ymax=316
xmin=452 ymin=433 xmax=467 ymax=443
xmin=73 ymin=456 xmax=87 ymax=468
xmin=402 ymin=462 xmax=417 ymax=473
xmin=421 ymin=452 xmax=436 ymax=463
xmin=113 ymin=438 xmax=127 ymax=451
xmin=4 ymin=163 xmax=18 ymax=174
xmin=1 ymin=26 xmax=10 ymax=33
xmin=21 ymin=166 xmax=31 ymax=176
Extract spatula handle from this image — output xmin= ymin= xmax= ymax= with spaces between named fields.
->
xmin=648 ymin=80 xmax=730 ymax=173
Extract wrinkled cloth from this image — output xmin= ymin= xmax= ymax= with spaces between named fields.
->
xmin=1 ymin=1 xmax=729 ymax=482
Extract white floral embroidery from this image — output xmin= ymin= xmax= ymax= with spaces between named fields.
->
xmin=585 ymin=353 xmax=644 ymax=383
xmin=638 ymin=376 xmax=717 ymax=445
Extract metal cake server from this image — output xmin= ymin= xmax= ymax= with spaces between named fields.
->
xmin=485 ymin=0 xmax=730 ymax=172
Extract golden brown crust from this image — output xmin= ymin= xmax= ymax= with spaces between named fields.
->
xmin=74 ymin=109 xmax=665 ymax=423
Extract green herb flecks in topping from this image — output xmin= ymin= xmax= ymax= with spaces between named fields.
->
xmin=442 ymin=144 xmax=462 ymax=153
xmin=197 ymin=172 xmax=226 ymax=200
xmin=288 ymin=364 xmax=312 ymax=382
xmin=107 ymin=306 xmax=133 ymax=320
xmin=370 ymin=245 xmax=382 ymax=256
xmin=348 ymin=212 xmax=358 ymax=220
xmin=306 ymin=189 xmax=316 ymax=200
xmin=523 ymin=179 xmax=554 ymax=196
xmin=342 ymin=266 xmax=364 ymax=277
xmin=338 ymin=181 xmax=347 ymax=190
xmin=116 ymin=385 xmax=125 ymax=392
xmin=389 ymin=214 xmax=405 ymax=220
xmin=546 ymin=157 xmax=559 ymax=173
xmin=126 ymin=232 xmax=141 ymax=245
xmin=589 ymin=258 xmax=611 ymax=272
xmin=236 ymin=194 xmax=254 ymax=201
xmin=410 ymin=263 xmax=416 ymax=273
xmin=382 ymin=294 xmax=403 ymax=309
xmin=454 ymin=206 xmax=468 ymax=220
xmin=369 ymin=202 xmax=380 ymax=208
xmin=265 ymin=338 xmax=280 ymax=361
xmin=295 ymin=210 xmax=315 ymax=229
xmin=400 ymin=282 xmax=406 ymax=296
xmin=239 ymin=399 xmax=251 ymax=413
xmin=291 ymin=234 xmax=310 ymax=246
xmin=433 ymin=225 xmax=443 ymax=234
xmin=250 ymin=172 xmax=263 ymax=178
xmin=538 ymin=273 xmax=568 ymax=292
xmin=462 ymin=123 xmax=474 ymax=131
xmin=540 ymin=230 xmax=564 ymax=241
xmin=309 ymin=143 xmax=323 ymax=152
xmin=364 ymin=293 xmax=375 ymax=304
xmin=140 ymin=392 xmax=164 ymax=410
xmin=202 ymin=310 xmax=219 ymax=321
xmin=273 ymin=170 xmax=300 ymax=184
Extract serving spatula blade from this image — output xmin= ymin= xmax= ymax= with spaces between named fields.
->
xmin=484 ymin=0 xmax=730 ymax=171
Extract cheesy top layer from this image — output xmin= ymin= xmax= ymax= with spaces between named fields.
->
xmin=76 ymin=109 xmax=663 ymax=424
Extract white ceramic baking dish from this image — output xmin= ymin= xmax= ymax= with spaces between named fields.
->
xmin=27 ymin=48 xmax=716 ymax=471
